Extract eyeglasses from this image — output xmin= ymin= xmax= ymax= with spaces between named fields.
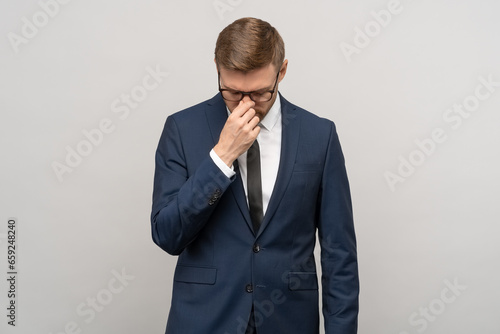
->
xmin=218 ymin=71 xmax=280 ymax=102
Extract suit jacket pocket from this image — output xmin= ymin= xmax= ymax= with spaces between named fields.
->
xmin=288 ymin=272 xmax=318 ymax=291
xmin=174 ymin=265 xmax=217 ymax=285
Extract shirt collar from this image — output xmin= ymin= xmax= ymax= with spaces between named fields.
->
xmin=260 ymin=93 xmax=281 ymax=131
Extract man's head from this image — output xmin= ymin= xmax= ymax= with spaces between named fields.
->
xmin=215 ymin=17 xmax=288 ymax=120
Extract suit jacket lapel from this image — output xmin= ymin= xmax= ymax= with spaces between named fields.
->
xmin=205 ymin=94 xmax=254 ymax=232
xmin=257 ymin=94 xmax=300 ymax=238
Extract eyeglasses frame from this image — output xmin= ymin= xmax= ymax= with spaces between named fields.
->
xmin=218 ymin=70 xmax=280 ymax=102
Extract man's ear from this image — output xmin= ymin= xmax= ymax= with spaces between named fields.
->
xmin=278 ymin=59 xmax=289 ymax=83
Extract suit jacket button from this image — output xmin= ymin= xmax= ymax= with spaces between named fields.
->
xmin=245 ymin=284 xmax=253 ymax=293
xmin=253 ymin=244 xmax=261 ymax=253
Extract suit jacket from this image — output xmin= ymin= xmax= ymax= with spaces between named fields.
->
xmin=151 ymin=93 xmax=359 ymax=334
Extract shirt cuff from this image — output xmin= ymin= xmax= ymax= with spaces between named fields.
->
xmin=210 ymin=149 xmax=235 ymax=179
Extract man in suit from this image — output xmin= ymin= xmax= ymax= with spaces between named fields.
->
xmin=151 ymin=17 xmax=359 ymax=334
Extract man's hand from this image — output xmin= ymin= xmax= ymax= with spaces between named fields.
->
xmin=213 ymin=100 xmax=261 ymax=167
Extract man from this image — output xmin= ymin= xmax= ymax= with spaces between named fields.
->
xmin=151 ymin=17 xmax=359 ymax=334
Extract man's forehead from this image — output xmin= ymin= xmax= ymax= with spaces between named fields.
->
xmin=219 ymin=65 xmax=277 ymax=91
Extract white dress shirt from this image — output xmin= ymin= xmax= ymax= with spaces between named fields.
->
xmin=210 ymin=95 xmax=282 ymax=215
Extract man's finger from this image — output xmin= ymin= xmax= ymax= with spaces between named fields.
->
xmin=241 ymin=108 xmax=257 ymax=123
xmin=250 ymin=124 xmax=261 ymax=138
xmin=247 ymin=115 xmax=260 ymax=129
xmin=231 ymin=100 xmax=255 ymax=117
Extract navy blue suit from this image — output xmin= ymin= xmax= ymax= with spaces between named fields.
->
xmin=151 ymin=93 xmax=359 ymax=334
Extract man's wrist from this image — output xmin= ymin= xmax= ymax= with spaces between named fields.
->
xmin=213 ymin=145 xmax=236 ymax=168
xmin=210 ymin=149 xmax=235 ymax=179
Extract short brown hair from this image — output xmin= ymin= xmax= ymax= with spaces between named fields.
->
xmin=215 ymin=17 xmax=285 ymax=72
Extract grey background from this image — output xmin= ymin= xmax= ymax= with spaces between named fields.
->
xmin=1 ymin=0 xmax=499 ymax=333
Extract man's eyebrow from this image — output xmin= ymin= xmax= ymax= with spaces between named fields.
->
xmin=222 ymin=84 xmax=273 ymax=93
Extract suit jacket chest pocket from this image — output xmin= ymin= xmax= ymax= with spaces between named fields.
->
xmin=288 ymin=163 xmax=322 ymax=207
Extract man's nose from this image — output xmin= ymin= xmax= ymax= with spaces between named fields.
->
xmin=241 ymin=94 xmax=253 ymax=103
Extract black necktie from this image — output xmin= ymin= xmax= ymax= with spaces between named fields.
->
xmin=247 ymin=140 xmax=263 ymax=233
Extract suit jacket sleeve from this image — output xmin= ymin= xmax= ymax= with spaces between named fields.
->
xmin=318 ymin=122 xmax=359 ymax=333
xmin=150 ymin=115 xmax=233 ymax=255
